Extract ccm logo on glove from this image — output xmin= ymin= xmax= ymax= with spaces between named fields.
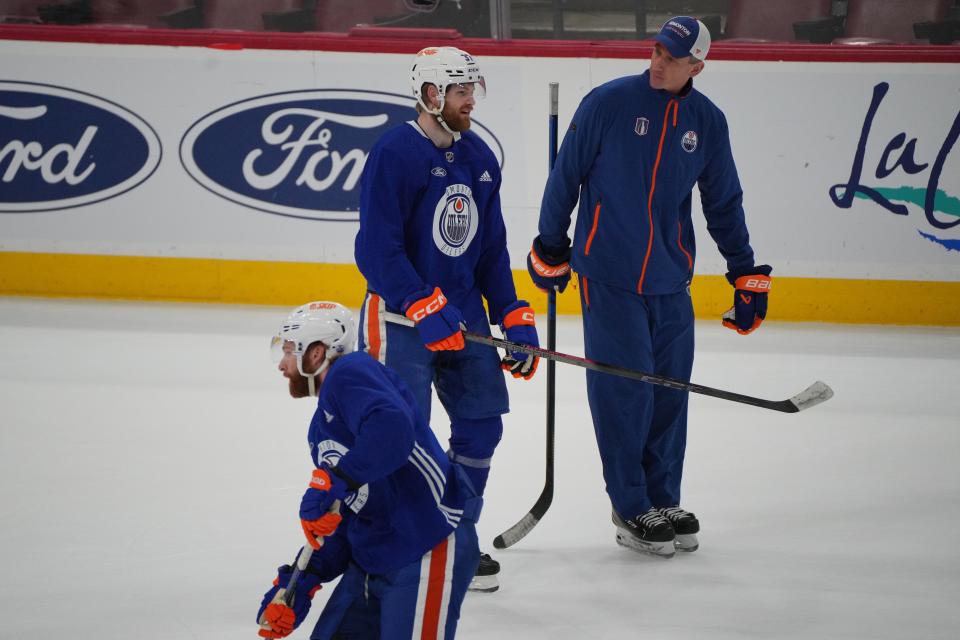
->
xmin=309 ymin=473 xmax=331 ymax=490
xmin=406 ymin=290 xmax=448 ymax=322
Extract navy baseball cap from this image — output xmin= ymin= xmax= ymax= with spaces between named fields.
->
xmin=654 ymin=16 xmax=711 ymax=61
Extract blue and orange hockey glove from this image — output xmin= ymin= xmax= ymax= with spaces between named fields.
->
xmin=499 ymin=300 xmax=539 ymax=380
xmin=257 ymin=561 xmax=322 ymax=638
xmin=402 ymin=286 xmax=465 ymax=351
xmin=722 ymin=265 xmax=773 ymax=335
xmin=527 ymin=236 xmax=571 ymax=293
xmin=299 ymin=466 xmax=348 ymax=550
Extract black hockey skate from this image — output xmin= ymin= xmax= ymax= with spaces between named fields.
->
xmin=613 ymin=508 xmax=676 ymax=558
xmin=658 ymin=506 xmax=700 ymax=552
xmin=468 ymin=552 xmax=500 ymax=593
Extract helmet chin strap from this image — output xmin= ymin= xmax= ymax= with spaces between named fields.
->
xmin=433 ymin=110 xmax=461 ymax=141
xmin=299 ymin=354 xmax=334 ymax=397
xmin=421 ymin=92 xmax=461 ymax=142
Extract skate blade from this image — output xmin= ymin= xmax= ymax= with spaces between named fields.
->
xmin=675 ymin=533 xmax=699 ymax=552
xmin=468 ymin=574 xmax=500 ymax=593
xmin=615 ymin=529 xmax=675 ymax=558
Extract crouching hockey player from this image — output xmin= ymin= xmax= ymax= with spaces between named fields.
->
xmin=256 ymin=301 xmax=481 ymax=639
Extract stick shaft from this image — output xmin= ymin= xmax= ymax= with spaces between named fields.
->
xmin=382 ymin=311 xmax=832 ymax=413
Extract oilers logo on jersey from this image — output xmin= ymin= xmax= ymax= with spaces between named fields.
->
xmin=313 ymin=438 xmax=369 ymax=513
xmin=432 ymin=183 xmax=479 ymax=257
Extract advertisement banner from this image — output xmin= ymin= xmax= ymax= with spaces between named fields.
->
xmin=1 ymin=40 xmax=957 ymax=288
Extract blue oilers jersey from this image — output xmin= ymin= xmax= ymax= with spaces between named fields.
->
xmin=355 ymin=122 xmax=518 ymax=325
xmin=539 ymin=71 xmax=755 ymax=295
xmin=306 ymin=351 xmax=476 ymax=575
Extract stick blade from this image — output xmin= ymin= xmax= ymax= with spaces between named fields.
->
xmin=493 ymin=513 xmax=540 ymax=549
xmin=788 ymin=380 xmax=834 ymax=412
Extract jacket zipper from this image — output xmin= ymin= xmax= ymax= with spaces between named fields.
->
xmin=637 ymin=98 xmax=678 ymax=294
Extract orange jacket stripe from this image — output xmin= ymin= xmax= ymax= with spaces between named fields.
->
xmin=584 ymin=201 xmax=601 ymax=256
xmin=638 ymin=99 xmax=678 ymax=294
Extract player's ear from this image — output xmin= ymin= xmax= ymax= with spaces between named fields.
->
xmin=425 ymin=84 xmax=440 ymax=109
xmin=306 ymin=343 xmax=326 ymax=371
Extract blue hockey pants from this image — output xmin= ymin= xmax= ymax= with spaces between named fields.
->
xmin=358 ymin=293 xmax=507 ymax=497
xmin=578 ymin=276 xmax=694 ymax=518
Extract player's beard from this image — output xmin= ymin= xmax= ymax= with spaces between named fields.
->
xmin=441 ymin=101 xmax=471 ymax=132
xmin=286 ymin=371 xmax=312 ymax=398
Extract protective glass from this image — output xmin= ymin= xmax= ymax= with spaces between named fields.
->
xmin=270 ymin=335 xmax=292 ymax=363
xmin=447 ymin=78 xmax=486 ymax=101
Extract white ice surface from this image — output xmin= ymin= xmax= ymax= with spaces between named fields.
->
xmin=1 ymin=297 xmax=958 ymax=639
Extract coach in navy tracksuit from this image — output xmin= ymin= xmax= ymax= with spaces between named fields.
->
xmin=528 ymin=17 xmax=773 ymax=557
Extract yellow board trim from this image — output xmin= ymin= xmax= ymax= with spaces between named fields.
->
xmin=1 ymin=251 xmax=958 ymax=326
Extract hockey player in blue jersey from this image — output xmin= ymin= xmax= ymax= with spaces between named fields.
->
xmin=529 ymin=18 xmax=773 ymax=557
xmin=354 ymin=46 xmax=539 ymax=592
xmin=256 ymin=301 xmax=481 ymax=639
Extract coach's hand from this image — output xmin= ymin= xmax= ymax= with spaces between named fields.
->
xmin=722 ymin=265 xmax=772 ymax=335
xmin=527 ymin=236 xmax=571 ymax=294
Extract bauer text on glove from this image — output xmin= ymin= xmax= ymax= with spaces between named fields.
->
xmin=402 ymin=286 xmax=465 ymax=351
xmin=499 ymin=300 xmax=539 ymax=380
xmin=527 ymin=236 xmax=571 ymax=293
xmin=722 ymin=265 xmax=772 ymax=335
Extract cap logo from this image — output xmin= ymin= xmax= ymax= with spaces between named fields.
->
xmin=667 ymin=20 xmax=691 ymax=37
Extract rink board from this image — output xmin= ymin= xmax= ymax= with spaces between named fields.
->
xmin=0 ymin=37 xmax=958 ymax=324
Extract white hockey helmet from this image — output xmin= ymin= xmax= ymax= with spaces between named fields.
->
xmin=271 ymin=301 xmax=356 ymax=379
xmin=410 ymin=46 xmax=486 ymax=116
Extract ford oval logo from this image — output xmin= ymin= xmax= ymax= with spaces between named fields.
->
xmin=179 ymin=89 xmax=505 ymax=222
xmin=0 ymin=81 xmax=162 ymax=213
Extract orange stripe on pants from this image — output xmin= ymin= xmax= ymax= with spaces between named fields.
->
xmin=420 ymin=537 xmax=449 ymax=640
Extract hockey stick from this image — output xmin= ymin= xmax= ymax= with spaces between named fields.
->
xmin=493 ymin=82 xmax=560 ymax=550
xmin=382 ymin=311 xmax=834 ymax=413
xmin=258 ymin=544 xmax=314 ymax=632
xmin=258 ymin=500 xmax=340 ymax=633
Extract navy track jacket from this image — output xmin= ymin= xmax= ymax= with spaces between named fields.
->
xmin=539 ymin=71 xmax=756 ymax=295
